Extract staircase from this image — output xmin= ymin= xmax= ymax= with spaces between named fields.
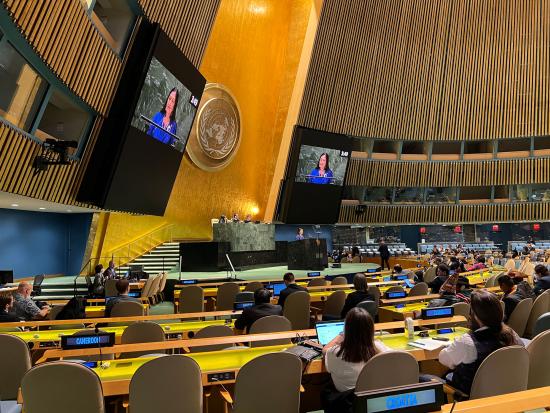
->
xmin=33 ymin=242 xmax=180 ymax=301
xmin=118 ymin=242 xmax=180 ymax=275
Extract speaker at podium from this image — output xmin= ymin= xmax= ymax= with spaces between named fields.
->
xmin=287 ymin=238 xmax=328 ymax=270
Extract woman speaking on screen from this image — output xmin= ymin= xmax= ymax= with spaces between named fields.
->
xmin=147 ymin=87 xmax=179 ymax=145
xmin=307 ymin=152 xmax=334 ymax=184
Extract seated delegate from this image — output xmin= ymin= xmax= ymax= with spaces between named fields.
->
xmin=322 ymin=307 xmax=390 ymax=413
xmin=534 ymin=264 xmax=550 ymax=295
xmin=234 ymin=288 xmax=282 ymax=332
xmin=438 ymin=290 xmax=523 ymax=395
xmin=12 ymin=282 xmax=49 ymax=321
xmin=428 ymin=264 xmax=450 ymax=294
xmin=278 ymin=272 xmax=308 ymax=308
xmin=0 ymin=294 xmax=19 ymax=322
xmin=498 ymin=275 xmax=534 ymax=322
xmin=105 ymin=279 xmax=142 ymax=317
xmin=340 ymin=273 xmax=374 ymax=318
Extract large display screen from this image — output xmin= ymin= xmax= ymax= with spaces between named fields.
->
xmin=77 ymin=22 xmax=206 ymax=216
xmin=275 ymin=126 xmax=353 ymax=224
xmin=295 ymin=145 xmax=349 ymax=186
xmin=130 ymin=57 xmax=199 ymax=152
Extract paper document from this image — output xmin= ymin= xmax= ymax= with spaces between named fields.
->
xmin=408 ymin=338 xmax=450 ymax=351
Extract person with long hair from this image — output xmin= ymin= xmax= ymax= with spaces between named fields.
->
xmin=307 ymin=152 xmax=334 ymax=184
xmin=147 ymin=87 xmax=179 ymax=145
xmin=323 ymin=307 xmax=389 ymax=392
xmin=438 ymin=290 xmax=523 ymax=395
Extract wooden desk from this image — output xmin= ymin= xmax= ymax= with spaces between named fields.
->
xmin=4 ymin=319 xmax=235 ymax=348
xmin=85 ymin=304 xmax=150 ymax=318
xmin=173 ymin=280 xmax=405 ymax=301
xmin=380 ymin=294 xmax=440 ymax=306
xmin=0 ymin=286 xmax=16 ymax=296
xmin=129 ymin=282 xmax=144 ymax=290
xmin=36 ymin=316 xmax=466 ymax=364
xmin=438 ymin=386 xmax=550 ymax=412
xmin=0 ymin=310 xmax=243 ymax=329
xmin=378 ymin=302 xmax=430 ymax=322
xmin=81 ymin=325 xmax=468 ymax=397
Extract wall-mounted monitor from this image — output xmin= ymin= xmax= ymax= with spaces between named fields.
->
xmin=77 ymin=20 xmax=206 ymax=215
xmin=130 ymin=56 xmax=200 ymax=153
xmin=275 ymin=126 xmax=352 ymax=224
xmin=295 ymin=145 xmax=349 ymax=186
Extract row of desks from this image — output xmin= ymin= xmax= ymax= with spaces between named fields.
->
xmin=0 ymin=286 xmax=17 ymax=296
xmin=30 ymin=317 xmax=467 ymax=396
xmin=6 ymin=319 xmax=236 ymax=347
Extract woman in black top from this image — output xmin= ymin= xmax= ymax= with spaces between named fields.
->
xmin=0 ymin=295 xmax=19 ymax=322
xmin=341 ymin=273 xmax=374 ymax=318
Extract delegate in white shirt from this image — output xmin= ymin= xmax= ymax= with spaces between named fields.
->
xmin=439 ymin=327 xmax=523 ymax=369
xmin=324 ymin=340 xmax=390 ymax=392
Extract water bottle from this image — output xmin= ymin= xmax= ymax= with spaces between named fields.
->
xmin=405 ymin=317 xmax=414 ymax=340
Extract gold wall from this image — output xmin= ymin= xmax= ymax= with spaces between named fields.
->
xmin=92 ymin=0 xmax=315 ymax=259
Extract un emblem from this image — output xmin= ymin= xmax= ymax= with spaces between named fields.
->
xmin=187 ymin=83 xmax=241 ymax=171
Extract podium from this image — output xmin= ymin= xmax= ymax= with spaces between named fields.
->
xmin=287 ymin=239 xmax=328 ymax=271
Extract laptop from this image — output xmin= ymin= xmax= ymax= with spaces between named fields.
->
xmin=404 ymin=279 xmax=415 ymax=289
xmin=315 ymin=320 xmax=345 ymax=346
xmin=268 ymin=282 xmax=286 ymax=297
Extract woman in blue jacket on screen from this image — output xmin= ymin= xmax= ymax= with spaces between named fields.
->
xmin=147 ymin=87 xmax=179 ymax=145
xmin=307 ymin=152 xmax=334 ymax=184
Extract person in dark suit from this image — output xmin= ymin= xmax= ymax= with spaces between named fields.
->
xmin=0 ymin=295 xmax=19 ymax=322
xmin=104 ymin=260 xmax=117 ymax=280
xmin=498 ymin=275 xmax=528 ymax=322
xmin=278 ymin=272 xmax=308 ymax=308
xmin=341 ymin=273 xmax=375 ymax=318
xmin=378 ymin=240 xmax=390 ymax=270
xmin=534 ymin=264 xmax=550 ymax=295
xmin=234 ymin=288 xmax=282 ymax=332
xmin=105 ymin=279 xmax=141 ymax=317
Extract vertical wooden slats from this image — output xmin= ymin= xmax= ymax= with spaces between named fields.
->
xmin=299 ymin=0 xmax=550 ymax=141
xmin=0 ymin=0 xmax=221 ymax=207
xmin=346 ymin=157 xmax=550 ymax=187
xmin=340 ymin=203 xmax=550 ymax=225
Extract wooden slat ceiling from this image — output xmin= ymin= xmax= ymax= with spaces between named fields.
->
xmin=299 ymin=0 xmax=550 ymax=141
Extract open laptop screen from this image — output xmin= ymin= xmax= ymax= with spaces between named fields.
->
xmin=316 ymin=320 xmax=345 ymax=346
xmin=268 ymin=282 xmax=286 ymax=297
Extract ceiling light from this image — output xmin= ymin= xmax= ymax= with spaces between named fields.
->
xmin=39 ymin=207 xmax=46 ymax=210
xmin=66 ymin=210 xmax=72 ymax=213
xmin=11 ymin=204 xmax=19 ymax=207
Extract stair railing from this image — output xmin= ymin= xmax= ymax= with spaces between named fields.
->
xmin=81 ymin=223 xmax=195 ymax=274
xmin=79 ymin=256 xmax=132 ymax=276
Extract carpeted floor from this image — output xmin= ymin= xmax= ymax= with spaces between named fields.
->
xmin=40 ymin=263 xmax=381 ymax=286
